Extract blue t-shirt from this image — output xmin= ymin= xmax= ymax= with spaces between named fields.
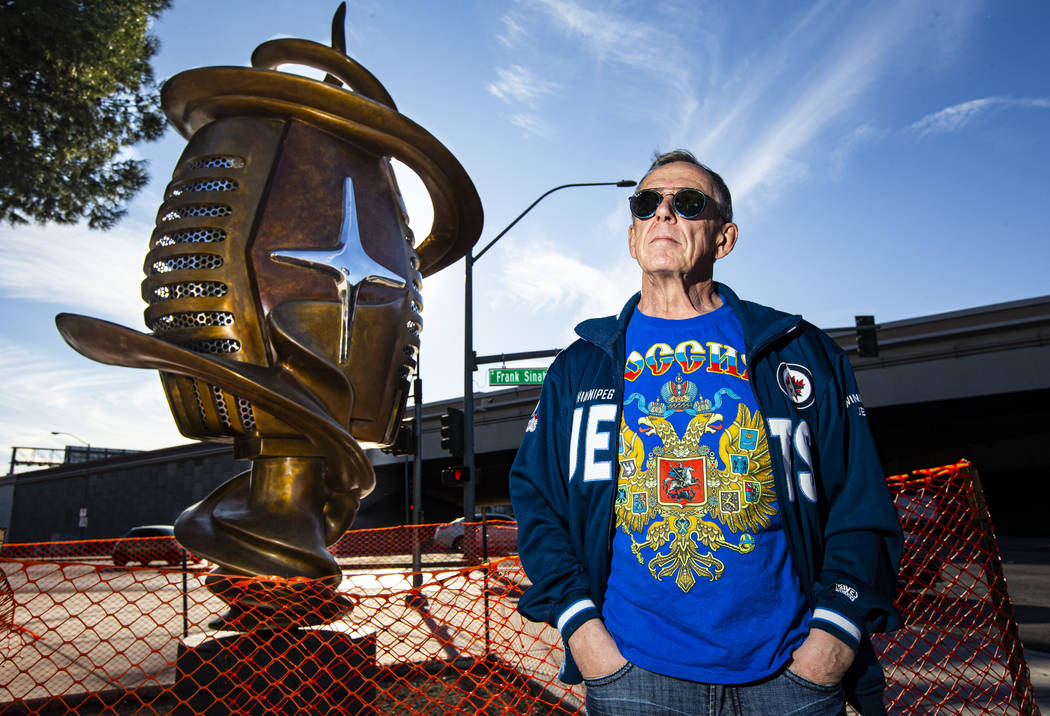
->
xmin=603 ymin=304 xmax=809 ymax=683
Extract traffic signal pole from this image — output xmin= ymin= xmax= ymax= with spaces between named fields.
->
xmin=463 ymin=250 xmax=476 ymax=520
xmin=412 ymin=376 xmax=422 ymax=587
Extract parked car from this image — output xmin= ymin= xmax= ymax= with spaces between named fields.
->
xmin=433 ymin=513 xmax=516 ymax=554
xmin=468 ymin=519 xmax=518 ymax=559
xmin=112 ymin=525 xmax=198 ymax=567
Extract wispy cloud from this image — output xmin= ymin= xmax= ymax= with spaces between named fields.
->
xmin=0 ymin=220 xmax=151 ymax=326
xmin=497 ymin=12 xmax=528 ymax=48
xmin=726 ymin=2 xmax=944 ymax=204
xmin=830 ymin=123 xmax=889 ymax=175
xmin=0 ymin=339 xmax=186 ymax=470
xmin=486 ymin=62 xmax=561 ymax=139
xmin=518 ymin=0 xmax=704 ymax=133
xmin=494 ymin=239 xmax=637 ymax=321
xmin=511 ymin=113 xmax=556 ymax=138
xmin=909 ymin=96 xmax=1050 ymax=137
xmin=526 ymin=0 xmax=664 ymax=66
xmin=694 ymin=0 xmax=839 ymax=156
xmin=487 ymin=64 xmax=559 ymax=108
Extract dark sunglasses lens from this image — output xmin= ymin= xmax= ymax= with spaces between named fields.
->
xmin=673 ymin=189 xmax=706 ymax=218
xmin=630 ymin=190 xmax=662 ymax=218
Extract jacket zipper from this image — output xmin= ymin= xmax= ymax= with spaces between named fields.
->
xmin=597 ymin=334 xmax=626 ymax=598
xmin=606 ymin=367 xmax=625 ymax=559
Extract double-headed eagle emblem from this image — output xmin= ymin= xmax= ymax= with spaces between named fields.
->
xmin=616 ymin=399 xmax=775 ymax=593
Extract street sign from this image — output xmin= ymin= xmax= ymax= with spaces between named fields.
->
xmin=489 ymin=367 xmax=547 ymax=386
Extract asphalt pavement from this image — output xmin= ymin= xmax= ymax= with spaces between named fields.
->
xmin=998 ymin=536 xmax=1050 ymax=707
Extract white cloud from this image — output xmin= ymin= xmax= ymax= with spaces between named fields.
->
xmin=0 ymin=339 xmax=187 ymax=471
xmin=487 ymin=64 xmax=559 ymax=108
xmin=600 ymin=199 xmax=630 ymax=240
xmin=830 ymin=123 xmax=889 ymax=175
xmin=497 ymin=13 xmax=528 ymax=48
xmin=694 ymin=0 xmax=838 ymax=157
xmin=527 ymin=0 xmax=674 ymax=69
xmin=731 ymin=5 xmax=910 ymax=201
xmin=511 ymin=113 xmax=556 ymax=138
xmin=709 ymin=0 xmax=980 ymax=207
xmin=521 ymin=0 xmax=702 ymax=132
xmin=909 ymin=96 xmax=1050 ymax=137
xmin=0 ymin=219 xmax=151 ymax=327
xmin=494 ymin=239 xmax=638 ymax=322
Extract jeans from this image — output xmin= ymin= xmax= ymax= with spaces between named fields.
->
xmin=584 ymin=661 xmax=846 ymax=716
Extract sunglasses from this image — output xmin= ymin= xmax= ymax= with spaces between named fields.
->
xmin=628 ymin=187 xmax=715 ymax=220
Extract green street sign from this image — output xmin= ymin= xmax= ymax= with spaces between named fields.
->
xmin=489 ymin=367 xmax=548 ymax=386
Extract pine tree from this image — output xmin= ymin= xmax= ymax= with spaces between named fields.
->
xmin=0 ymin=0 xmax=172 ymax=229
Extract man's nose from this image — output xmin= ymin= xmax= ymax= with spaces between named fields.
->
xmin=654 ymin=193 xmax=676 ymax=220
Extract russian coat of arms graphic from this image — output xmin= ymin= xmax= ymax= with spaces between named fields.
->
xmin=658 ymin=457 xmax=707 ymax=507
xmin=614 ymin=401 xmax=778 ymax=592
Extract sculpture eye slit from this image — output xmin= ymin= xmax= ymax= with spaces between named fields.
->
xmin=183 ymin=155 xmax=246 ymax=171
xmin=161 ymin=204 xmax=233 ymax=222
xmin=154 ymin=228 xmax=227 ymax=248
xmin=150 ymin=253 xmax=224 ymax=274
xmin=170 ymin=177 xmax=239 ymax=198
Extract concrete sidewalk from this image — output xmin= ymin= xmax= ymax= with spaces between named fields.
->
xmin=1025 ymin=648 xmax=1049 ymax=706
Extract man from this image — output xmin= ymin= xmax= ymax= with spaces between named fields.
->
xmin=509 ymin=150 xmax=901 ymax=715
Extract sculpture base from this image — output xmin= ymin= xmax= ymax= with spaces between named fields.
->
xmin=174 ymin=627 xmax=377 ymax=715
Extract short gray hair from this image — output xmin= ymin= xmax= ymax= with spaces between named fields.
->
xmin=643 ymin=149 xmax=733 ymax=223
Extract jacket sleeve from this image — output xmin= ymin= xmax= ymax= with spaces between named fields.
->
xmin=809 ymin=341 xmax=903 ymax=650
xmin=509 ymin=352 xmax=602 ymax=645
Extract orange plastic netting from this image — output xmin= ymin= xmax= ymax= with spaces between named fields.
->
xmin=0 ymin=461 xmax=1039 ymax=714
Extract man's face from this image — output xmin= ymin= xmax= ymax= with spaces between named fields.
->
xmin=627 ymin=162 xmax=737 ymax=281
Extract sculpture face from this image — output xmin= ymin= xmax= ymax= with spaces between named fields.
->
xmin=56 ymin=11 xmax=482 ymax=629
xmin=146 ymin=116 xmax=422 ymax=448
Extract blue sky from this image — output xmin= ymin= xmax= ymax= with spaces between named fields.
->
xmin=2 ymin=0 xmax=1048 ymax=467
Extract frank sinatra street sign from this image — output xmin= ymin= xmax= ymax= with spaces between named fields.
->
xmin=489 ymin=367 xmax=547 ymax=386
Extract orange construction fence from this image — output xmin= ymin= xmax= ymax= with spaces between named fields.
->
xmin=0 ymin=460 xmax=1040 ymax=714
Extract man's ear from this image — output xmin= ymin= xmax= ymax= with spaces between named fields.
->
xmin=628 ymin=223 xmax=638 ymax=259
xmin=715 ymin=222 xmax=738 ymax=260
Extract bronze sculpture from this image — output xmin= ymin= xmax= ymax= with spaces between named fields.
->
xmin=56 ymin=4 xmax=482 ymax=628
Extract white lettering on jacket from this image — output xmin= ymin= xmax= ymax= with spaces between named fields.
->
xmin=845 ymin=392 xmax=866 ymax=416
xmin=569 ymin=403 xmax=617 ymax=482
xmin=794 ymin=420 xmax=816 ymax=502
xmin=767 ymin=417 xmax=816 ymax=503
xmin=576 ymin=388 xmax=616 ymax=403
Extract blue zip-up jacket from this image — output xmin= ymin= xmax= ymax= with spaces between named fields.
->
xmin=509 ymin=284 xmax=902 ymax=715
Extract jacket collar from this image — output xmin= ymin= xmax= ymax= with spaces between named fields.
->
xmin=714 ymin=283 xmax=803 ymax=356
xmin=574 ymin=283 xmax=802 ymax=358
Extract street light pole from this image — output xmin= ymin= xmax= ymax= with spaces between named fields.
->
xmin=50 ymin=431 xmax=89 ymax=447
xmin=462 ymin=180 xmax=635 ymax=519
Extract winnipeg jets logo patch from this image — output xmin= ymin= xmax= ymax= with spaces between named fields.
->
xmin=776 ymin=363 xmax=814 ymax=408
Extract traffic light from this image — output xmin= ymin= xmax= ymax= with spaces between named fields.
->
xmin=441 ymin=465 xmax=470 ymax=487
xmin=381 ymin=420 xmax=415 ymax=456
xmin=440 ymin=407 xmax=465 ymax=460
xmin=855 ymin=315 xmax=878 ymax=358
